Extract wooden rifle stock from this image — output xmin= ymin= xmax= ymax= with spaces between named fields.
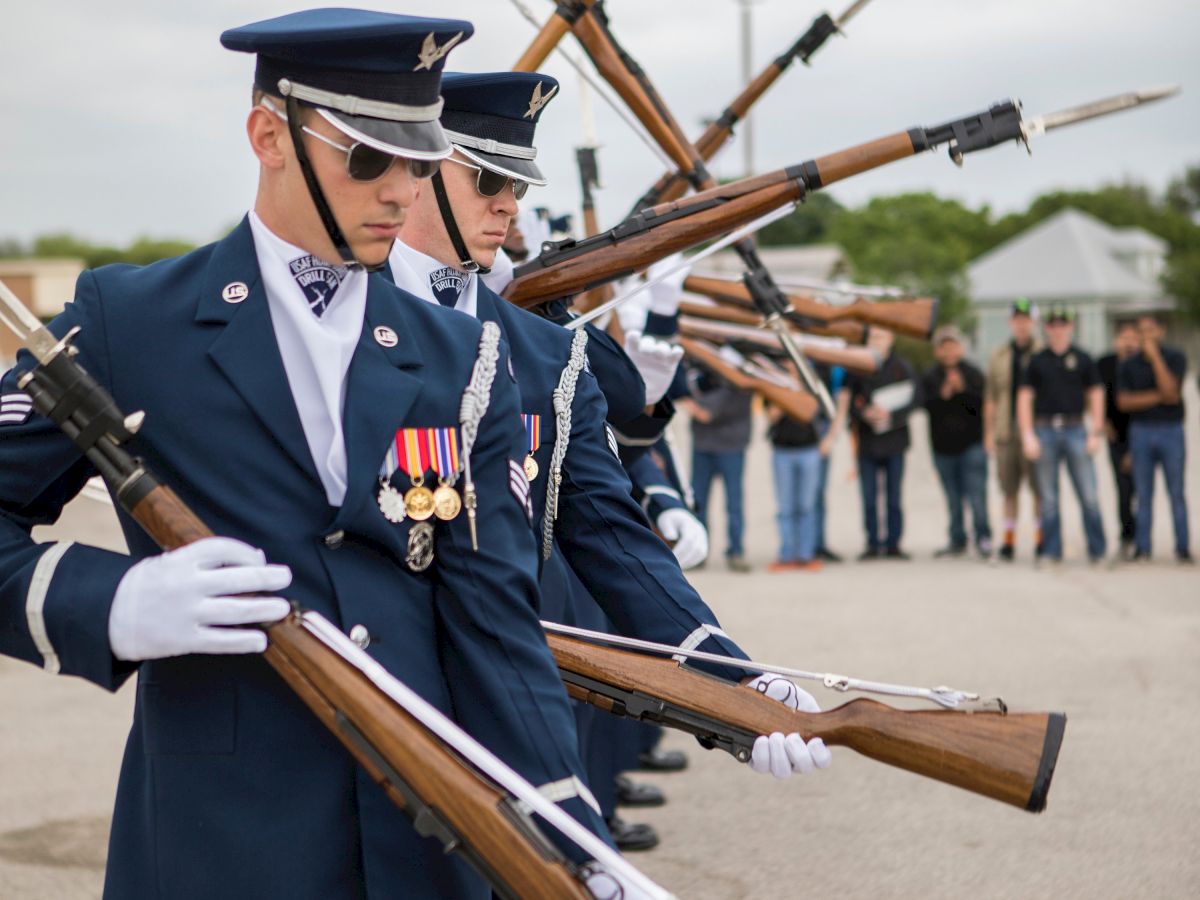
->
xmin=548 ymin=634 xmax=1065 ymax=813
xmin=15 ymin=333 xmax=591 ymax=899
xmin=511 ymin=0 xmax=597 ymax=72
xmin=678 ymin=296 xmax=867 ymax=344
xmin=685 ymin=274 xmax=937 ymax=340
xmin=678 ymin=318 xmax=879 ymax=376
xmin=640 ymin=11 xmax=842 ymax=209
xmin=677 ymin=335 xmax=818 ymax=423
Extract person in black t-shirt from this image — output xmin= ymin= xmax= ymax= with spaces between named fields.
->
xmin=1016 ymin=306 xmax=1107 ymax=563
xmin=921 ymin=325 xmax=992 ymax=558
xmin=1097 ymin=320 xmax=1140 ymax=557
xmin=843 ymin=329 xmax=919 ymax=560
xmin=1116 ymin=314 xmax=1191 ymax=562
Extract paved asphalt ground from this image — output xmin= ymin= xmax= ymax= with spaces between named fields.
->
xmin=1 ymin=386 xmax=1197 ymax=899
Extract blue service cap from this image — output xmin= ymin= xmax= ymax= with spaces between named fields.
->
xmin=439 ymin=72 xmax=561 ymax=185
xmin=221 ymin=8 xmax=473 ymax=160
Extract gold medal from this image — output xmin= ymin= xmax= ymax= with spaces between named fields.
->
xmin=378 ymin=482 xmax=406 ymax=523
xmin=523 ymin=453 xmax=539 ymax=481
xmin=404 ymin=485 xmax=436 ymax=521
xmin=433 ymin=484 xmax=462 ymax=521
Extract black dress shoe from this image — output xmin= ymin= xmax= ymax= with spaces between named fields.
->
xmin=637 ymin=748 xmax=688 ymax=772
xmin=616 ymin=775 xmax=665 ymax=808
xmin=605 ymin=817 xmax=660 ymax=852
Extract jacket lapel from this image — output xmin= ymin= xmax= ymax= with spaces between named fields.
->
xmin=334 ymin=275 xmax=424 ymax=527
xmin=200 ymin=218 xmax=318 ymax=481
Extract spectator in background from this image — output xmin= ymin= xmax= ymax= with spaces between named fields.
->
xmin=766 ymin=390 xmax=823 ymax=573
xmin=921 ymin=325 xmax=992 ymax=559
xmin=1017 ymin=305 xmax=1106 ymax=564
xmin=678 ymin=373 xmax=753 ymax=572
xmin=814 ymin=363 xmax=847 ymax=562
xmin=984 ymin=298 xmax=1042 ymax=562
xmin=1117 ymin=314 xmax=1191 ymax=563
xmin=1097 ymin=320 xmax=1140 ymax=559
xmin=844 ymin=328 xmax=918 ymax=560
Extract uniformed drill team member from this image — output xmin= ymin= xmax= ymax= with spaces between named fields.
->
xmin=1017 ymin=305 xmax=1108 ymax=563
xmin=388 ymin=71 xmax=833 ymax=805
xmin=0 ymin=11 xmax=629 ymax=898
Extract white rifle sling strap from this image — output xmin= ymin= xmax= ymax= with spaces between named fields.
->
xmin=301 ymin=612 xmax=674 ymax=899
xmin=542 ymin=329 xmax=588 ymax=560
xmin=458 ymin=322 xmax=501 ymax=546
xmin=26 ymin=541 xmax=74 ymax=673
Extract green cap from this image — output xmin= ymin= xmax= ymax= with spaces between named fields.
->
xmin=1045 ymin=304 xmax=1075 ymax=324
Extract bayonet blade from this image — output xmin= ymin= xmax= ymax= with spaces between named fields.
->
xmin=1021 ymin=85 xmax=1181 ymax=140
xmin=835 ymin=0 xmax=875 ymax=29
xmin=0 ymin=278 xmax=58 ymax=362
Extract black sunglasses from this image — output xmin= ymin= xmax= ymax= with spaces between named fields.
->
xmin=444 ymin=156 xmax=530 ymax=200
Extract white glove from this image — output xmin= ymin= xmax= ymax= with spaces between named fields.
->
xmin=645 ymin=252 xmax=688 ymax=317
xmin=745 ymin=673 xmax=833 ymax=779
xmin=615 ymin=276 xmax=653 ymax=336
xmin=480 ymin=246 xmax=515 ymax=295
xmin=656 ymin=507 xmax=708 ymax=569
xmin=108 ymin=537 xmax=292 ymax=661
xmin=623 ymin=331 xmax=683 ymax=406
xmin=585 ymin=864 xmax=657 ymax=900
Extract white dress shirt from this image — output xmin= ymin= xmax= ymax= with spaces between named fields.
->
xmin=248 ymin=211 xmax=367 ymax=506
xmin=389 ymin=240 xmax=477 ymax=318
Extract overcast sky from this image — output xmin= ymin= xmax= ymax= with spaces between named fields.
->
xmin=2 ymin=0 xmax=1196 ymax=247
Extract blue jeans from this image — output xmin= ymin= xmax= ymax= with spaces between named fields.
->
xmin=772 ymin=446 xmax=822 ymax=562
xmin=814 ymin=453 xmax=831 ymax=552
xmin=858 ymin=453 xmax=905 ymax=551
xmin=1034 ymin=425 xmax=1106 ymax=560
xmin=932 ymin=443 xmax=992 ymax=548
xmin=1129 ymin=421 xmax=1190 ymax=555
xmin=692 ymin=449 xmax=747 ymax=556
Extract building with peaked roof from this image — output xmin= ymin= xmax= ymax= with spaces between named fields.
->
xmin=968 ymin=207 xmax=1173 ymax=356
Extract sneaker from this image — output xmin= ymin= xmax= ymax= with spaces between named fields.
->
xmin=767 ymin=560 xmax=801 ymax=573
xmin=816 ymin=547 xmax=842 ymax=563
xmin=977 ymin=537 xmax=994 ymax=558
xmin=857 ymin=548 xmax=882 ymax=561
xmin=998 ymin=544 xmax=1015 ymax=563
xmin=885 ymin=547 xmax=911 ymax=560
xmin=1119 ymin=539 xmax=1136 ymax=561
xmin=796 ymin=559 xmax=823 ymax=572
xmin=1130 ymin=550 xmax=1151 ymax=563
xmin=1177 ymin=552 xmax=1194 ymax=565
xmin=933 ymin=545 xmax=967 ymax=559
xmin=726 ymin=555 xmax=752 ymax=573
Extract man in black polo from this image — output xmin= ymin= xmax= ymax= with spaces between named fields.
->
xmin=1017 ymin=305 xmax=1107 ymax=563
xmin=1097 ymin=320 xmax=1140 ymax=558
xmin=1117 ymin=314 xmax=1191 ymax=563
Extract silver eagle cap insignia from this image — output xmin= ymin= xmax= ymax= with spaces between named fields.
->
xmin=524 ymin=81 xmax=559 ymax=119
xmin=414 ymin=32 xmax=464 ymax=72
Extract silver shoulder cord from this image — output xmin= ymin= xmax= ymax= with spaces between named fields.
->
xmin=542 ymin=621 xmax=1005 ymax=711
xmin=303 ymin=612 xmax=675 ymax=898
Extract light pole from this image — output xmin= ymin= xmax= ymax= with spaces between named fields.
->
xmin=736 ymin=0 xmax=762 ymax=177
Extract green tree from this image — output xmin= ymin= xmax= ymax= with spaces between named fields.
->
xmin=826 ymin=193 xmax=996 ymax=327
xmin=757 ymin=192 xmax=843 ymax=247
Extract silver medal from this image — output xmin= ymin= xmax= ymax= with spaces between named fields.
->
xmin=378 ymin=482 xmax=407 ymax=523
xmin=406 ymin=521 xmax=435 ymax=572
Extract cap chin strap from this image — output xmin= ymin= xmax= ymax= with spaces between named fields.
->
xmin=431 ymin=171 xmax=490 ymax=275
xmin=284 ymin=95 xmax=386 ymax=274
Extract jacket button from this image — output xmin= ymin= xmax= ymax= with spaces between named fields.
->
xmin=323 ymin=529 xmax=345 ymax=549
xmin=349 ymin=625 xmax=370 ymax=649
